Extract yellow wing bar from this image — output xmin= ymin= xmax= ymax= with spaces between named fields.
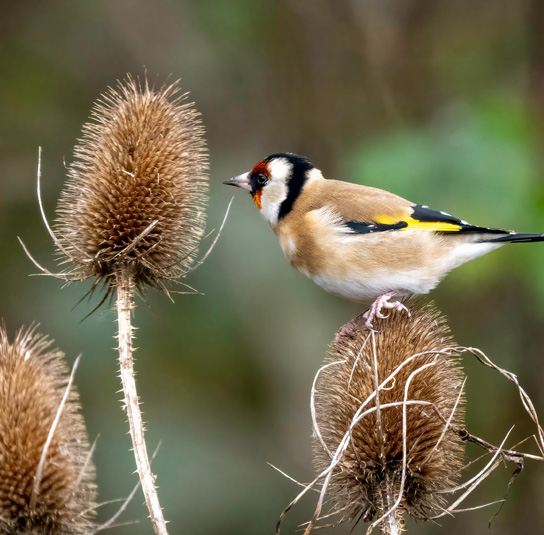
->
xmin=374 ymin=214 xmax=463 ymax=232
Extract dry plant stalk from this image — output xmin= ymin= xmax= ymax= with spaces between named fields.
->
xmin=0 ymin=325 xmax=96 ymax=535
xmin=275 ymin=303 xmax=544 ymax=534
xmin=23 ymin=75 xmax=209 ymax=535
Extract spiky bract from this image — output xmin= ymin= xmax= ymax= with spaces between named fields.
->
xmin=313 ymin=304 xmax=465 ymax=527
xmin=55 ymin=75 xmax=208 ymax=295
xmin=0 ymin=325 xmax=96 ymax=535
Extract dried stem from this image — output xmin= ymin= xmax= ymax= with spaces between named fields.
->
xmin=95 ymin=439 xmax=162 ymax=533
xmin=116 ymin=265 xmax=167 ymax=535
xmin=378 ymin=474 xmax=403 ymax=535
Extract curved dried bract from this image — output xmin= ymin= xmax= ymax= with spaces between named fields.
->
xmin=313 ymin=304 xmax=465 ymax=529
xmin=0 ymin=325 xmax=96 ymax=535
xmin=54 ymin=75 xmax=209 ymax=294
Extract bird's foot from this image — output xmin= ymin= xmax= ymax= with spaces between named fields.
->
xmin=362 ymin=292 xmax=411 ymax=329
xmin=334 ymin=294 xmax=411 ymax=341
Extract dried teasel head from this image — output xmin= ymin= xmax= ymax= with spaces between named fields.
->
xmin=54 ymin=75 xmax=208 ymax=296
xmin=312 ymin=304 xmax=465 ymax=531
xmin=0 ymin=325 xmax=96 ymax=534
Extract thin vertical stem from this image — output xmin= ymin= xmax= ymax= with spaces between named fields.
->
xmin=116 ymin=264 xmax=168 ymax=535
xmin=378 ymin=474 xmax=404 ymax=535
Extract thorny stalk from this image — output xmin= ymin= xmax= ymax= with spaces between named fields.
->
xmin=95 ymin=442 xmax=162 ymax=532
xmin=20 ymin=148 xmax=233 ymax=535
xmin=377 ymin=473 xmax=403 ymax=535
xmin=116 ymin=265 xmax=167 ymax=535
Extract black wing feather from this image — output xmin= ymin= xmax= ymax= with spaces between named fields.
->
xmin=410 ymin=205 xmax=508 ymax=234
xmin=344 ymin=204 xmax=511 ymax=235
xmin=344 ymin=221 xmax=408 ymax=233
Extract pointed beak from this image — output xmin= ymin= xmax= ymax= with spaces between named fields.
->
xmin=223 ymin=172 xmax=251 ymax=191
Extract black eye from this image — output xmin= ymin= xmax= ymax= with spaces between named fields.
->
xmin=256 ymin=173 xmax=268 ymax=186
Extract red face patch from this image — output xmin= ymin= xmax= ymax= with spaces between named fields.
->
xmin=251 ymin=160 xmax=270 ymax=178
xmin=253 ymin=188 xmax=262 ymax=209
xmin=250 ymin=160 xmax=270 ymax=209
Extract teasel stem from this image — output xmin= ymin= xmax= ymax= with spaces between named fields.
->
xmin=21 ymin=76 xmax=214 ymax=534
xmin=116 ymin=264 xmax=167 ymax=535
xmin=378 ymin=474 xmax=403 ymax=535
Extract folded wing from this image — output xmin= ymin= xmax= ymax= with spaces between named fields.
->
xmin=345 ymin=204 xmax=512 ymax=237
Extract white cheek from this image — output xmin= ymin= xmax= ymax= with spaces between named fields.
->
xmin=260 ymin=181 xmax=288 ymax=225
xmin=267 ymin=159 xmax=291 ymax=180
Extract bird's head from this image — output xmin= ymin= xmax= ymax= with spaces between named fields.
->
xmin=224 ymin=153 xmax=317 ymax=226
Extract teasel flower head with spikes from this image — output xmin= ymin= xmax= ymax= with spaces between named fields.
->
xmin=54 ymin=74 xmax=209 ymax=298
xmin=312 ymin=304 xmax=466 ymax=532
xmin=22 ymin=74 xmax=214 ymax=535
xmin=0 ymin=325 xmax=96 ymax=535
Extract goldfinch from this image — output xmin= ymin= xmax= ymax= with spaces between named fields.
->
xmin=224 ymin=153 xmax=544 ymax=328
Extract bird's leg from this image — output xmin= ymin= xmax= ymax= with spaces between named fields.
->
xmin=362 ymin=292 xmax=410 ymax=329
xmin=334 ymin=293 xmax=411 ymax=342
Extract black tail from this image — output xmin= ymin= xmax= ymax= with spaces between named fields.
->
xmin=485 ymin=233 xmax=544 ymax=244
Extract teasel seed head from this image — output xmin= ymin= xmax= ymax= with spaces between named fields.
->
xmin=313 ymin=304 xmax=465 ymax=530
xmin=0 ymin=325 xmax=97 ymax=534
xmin=54 ymin=75 xmax=209 ymax=295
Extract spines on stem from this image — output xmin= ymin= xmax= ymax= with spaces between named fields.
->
xmin=49 ymin=73 xmax=211 ymax=535
xmin=313 ymin=303 xmax=465 ymax=529
xmin=54 ymin=74 xmax=209 ymax=294
xmin=0 ymin=324 xmax=96 ymax=535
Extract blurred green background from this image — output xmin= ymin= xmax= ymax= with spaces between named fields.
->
xmin=1 ymin=1 xmax=544 ymax=533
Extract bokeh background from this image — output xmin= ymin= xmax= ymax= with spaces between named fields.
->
xmin=1 ymin=1 xmax=544 ymax=533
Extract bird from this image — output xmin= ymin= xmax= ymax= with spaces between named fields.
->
xmin=224 ymin=152 xmax=544 ymax=331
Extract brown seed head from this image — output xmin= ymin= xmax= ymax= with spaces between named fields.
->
xmin=54 ymin=75 xmax=209 ymax=294
xmin=313 ymin=304 xmax=465 ymax=527
xmin=0 ymin=325 xmax=97 ymax=534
